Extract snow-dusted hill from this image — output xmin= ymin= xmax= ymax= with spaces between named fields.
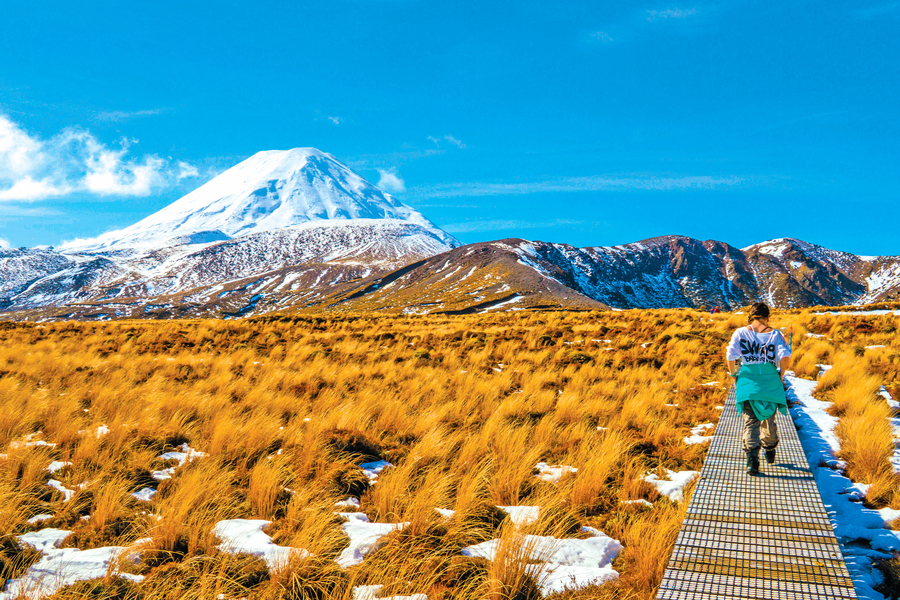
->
xmin=299 ymin=236 xmax=900 ymax=316
xmin=0 ymin=149 xmax=460 ymax=317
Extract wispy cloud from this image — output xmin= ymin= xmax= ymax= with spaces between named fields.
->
xmin=0 ymin=112 xmax=199 ymax=201
xmin=590 ymin=4 xmax=706 ymax=44
xmin=410 ymin=174 xmax=747 ymax=199
xmin=428 ymin=135 xmax=467 ymax=149
xmin=328 ymin=116 xmax=343 ymax=125
xmin=852 ymin=2 xmax=900 ymax=18
xmin=646 ymin=7 xmax=697 ymax=21
xmin=95 ymin=108 xmax=166 ymax=122
xmin=0 ymin=237 xmax=9 ymax=249
xmin=376 ymin=169 xmax=406 ymax=194
xmin=442 ymin=218 xmax=588 ymax=234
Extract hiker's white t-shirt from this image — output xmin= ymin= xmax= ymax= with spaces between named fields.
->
xmin=726 ymin=326 xmax=791 ymax=367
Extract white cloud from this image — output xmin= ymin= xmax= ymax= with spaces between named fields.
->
xmin=328 ymin=116 xmax=342 ymax=125
xmin=95 ymin=109 xmax=164 ymax=122
xmin=646 ymin=7 xmax=697 ymax=21
xmin=592 ymin=31 xmax=614 ymax=43
xmin=0 ymin=113 xmax=199 ymax=202
xmin=410 ymin=174 xmax=748 ymax=199
xmin=376 ymin=169 xmax=406 ymax=194
xmin=443 ymin=135 xmax=466 ymax=149
xmin=428 ymin=135 xmax=466 ymax=149
xmin=0 ymin=237 xmax=9 ymax=249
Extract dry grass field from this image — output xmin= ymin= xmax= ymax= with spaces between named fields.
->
xmin=0 ymin=305 xmax=898 ymax=600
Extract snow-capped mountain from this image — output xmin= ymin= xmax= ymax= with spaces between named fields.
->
xmin=0 ymin=148 xmax=460 ymax=316
xmin=64 ymin=148 xmax=455 ymax=250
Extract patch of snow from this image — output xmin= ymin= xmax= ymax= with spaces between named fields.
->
xmin=813 ymin=310 xmax=900 ymax=316
xmin=213 ymin=519 xmax=309 ymax=571
xmin=335 ymin=497 xmax=361 ymax=509
xmin=131 ymin=487 xmax=157 ymax=502
xmin=1 ymin=537 xmax=144 ymax=600
xmin=498 ymin=505 xmax=540 ymax=527
xmin=786 ymin=372 xmax=900 ymax=598
xmin=152 ymin=443 xmax=206 ymax=480
xmin=642 ymin=470 xmax=699 ymax=502
xmin=359 ymin=460 xmax=393 ymax=482
xmin=336 ymin=512 xmax=407 ymax=568
xmin=26 ymin=515 xmax=54 ymax=525
xmin=865 ymin=345 xmax=886 ymax=350
xmin=683 ymin=423 xmax=715 ymax=445
xmin=461 ymin=526 xmax=621 ymax=596
xmin=351 ymin=585 xmax=427 ymax=600
xmin=434 ymin=508 xmax=456 ymax=519
xmin=46 ymin=461 xmax=71 ymax=474
xmin=535 ymin=462 xmax=578 ymax=483
xmin=17 ymin=529 xmax=72 ymax=553
xmin=621 ymin=499 xmax=653 ymax=508
xmin=46 ymin=480 xmax=75 ymax=502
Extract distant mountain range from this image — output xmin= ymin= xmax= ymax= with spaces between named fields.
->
xmin=1 ymin=148 xmax=898 ymax=320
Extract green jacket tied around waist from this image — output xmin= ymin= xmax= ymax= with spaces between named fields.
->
xmin=735 ymin=363 xmax=787 ymax=421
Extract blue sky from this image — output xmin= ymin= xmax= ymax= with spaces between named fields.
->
xmin=1 ymin=1 xmax=898 ymax=254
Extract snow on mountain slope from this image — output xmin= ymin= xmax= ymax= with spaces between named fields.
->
xmin=64 ymin=148 xmax=455 ymax=250
xmin=1 ymin=148 xmax=460 ymax=316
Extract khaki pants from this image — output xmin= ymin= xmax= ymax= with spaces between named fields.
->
xmin=742 ymin=401 xmax=778 ymax=452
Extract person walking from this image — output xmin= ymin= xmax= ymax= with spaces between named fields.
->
xmin=725 ymin=302 xmax=792 ymax=475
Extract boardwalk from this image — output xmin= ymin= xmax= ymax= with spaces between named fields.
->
xmin=656 ymin=384 xmax=858 ymax=600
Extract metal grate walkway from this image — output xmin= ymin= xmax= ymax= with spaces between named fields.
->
xmin=656 ymin=384 xmax=858 ymax=600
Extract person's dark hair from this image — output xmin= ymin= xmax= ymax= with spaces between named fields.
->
xmin=748 ymin=302 xmax=770 ymax=323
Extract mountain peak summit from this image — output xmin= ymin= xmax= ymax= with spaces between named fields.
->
xmin=65 ymin=148 xmax=454 ymax=250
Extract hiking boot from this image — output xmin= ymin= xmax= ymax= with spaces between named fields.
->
xmin=765 ymin=448 xmax=776 ymax=464
xmin=746 ymin=449 xmax=760 ymax=475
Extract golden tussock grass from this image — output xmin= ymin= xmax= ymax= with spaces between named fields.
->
xmin=0 ymin=307 xmax=896 ymax=598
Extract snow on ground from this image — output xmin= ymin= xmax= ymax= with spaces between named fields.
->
xmin=812 ymin=310 xmax=900 ymax=316
xmin=26 ymin=515 xmax=54 ymax=525
xmin=642 ymin=469 xmax=699 ymax=502
xmin=351 ymin=585 xmax=427 ymax=600
xmin=621 ymin=499 xmax=653 ymax=508
xmin=336 ymin=512 xmax=407 ymax=568
xmin=151 ymin=443 xmax=206 ymax=480
xmin=683 ymin=423 xmax=715 ymax=445
xmin=46 ymin=480 xmax=75 ymax=502
xmin=879 ymin=386 xmax=900 ymax=474
xmin=535 ymin=462 xmax=578 ymax=483
xmin=213 ymin=519 xmax=309 ymax=571
xmin=786 ymin=372 xmax=900 ymax=599
xmin=335 ymin=497 xmax=361 ymax=509
xmin=497 ymin=505 xmax=540 ymax=527
xmin=17 ymin=529 xmax=73 ymax=553
xmin=461 ymin=526 xmax=621 ymax=596
xmin=131 ymin=487 xmax=156 ymax=502
xmin=359 ymin=460 xmax=393 ymax=482
xmin=1 ymin=530 xmax=143 ymax=600
xmin=46 ymin=461 xmax=71 ymax=474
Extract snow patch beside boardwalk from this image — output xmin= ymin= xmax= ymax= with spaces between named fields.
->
xmin=643 ymin=469 xmax=698 ymax=502
xmin=786 ymin=372 xmax=900 ymax=600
